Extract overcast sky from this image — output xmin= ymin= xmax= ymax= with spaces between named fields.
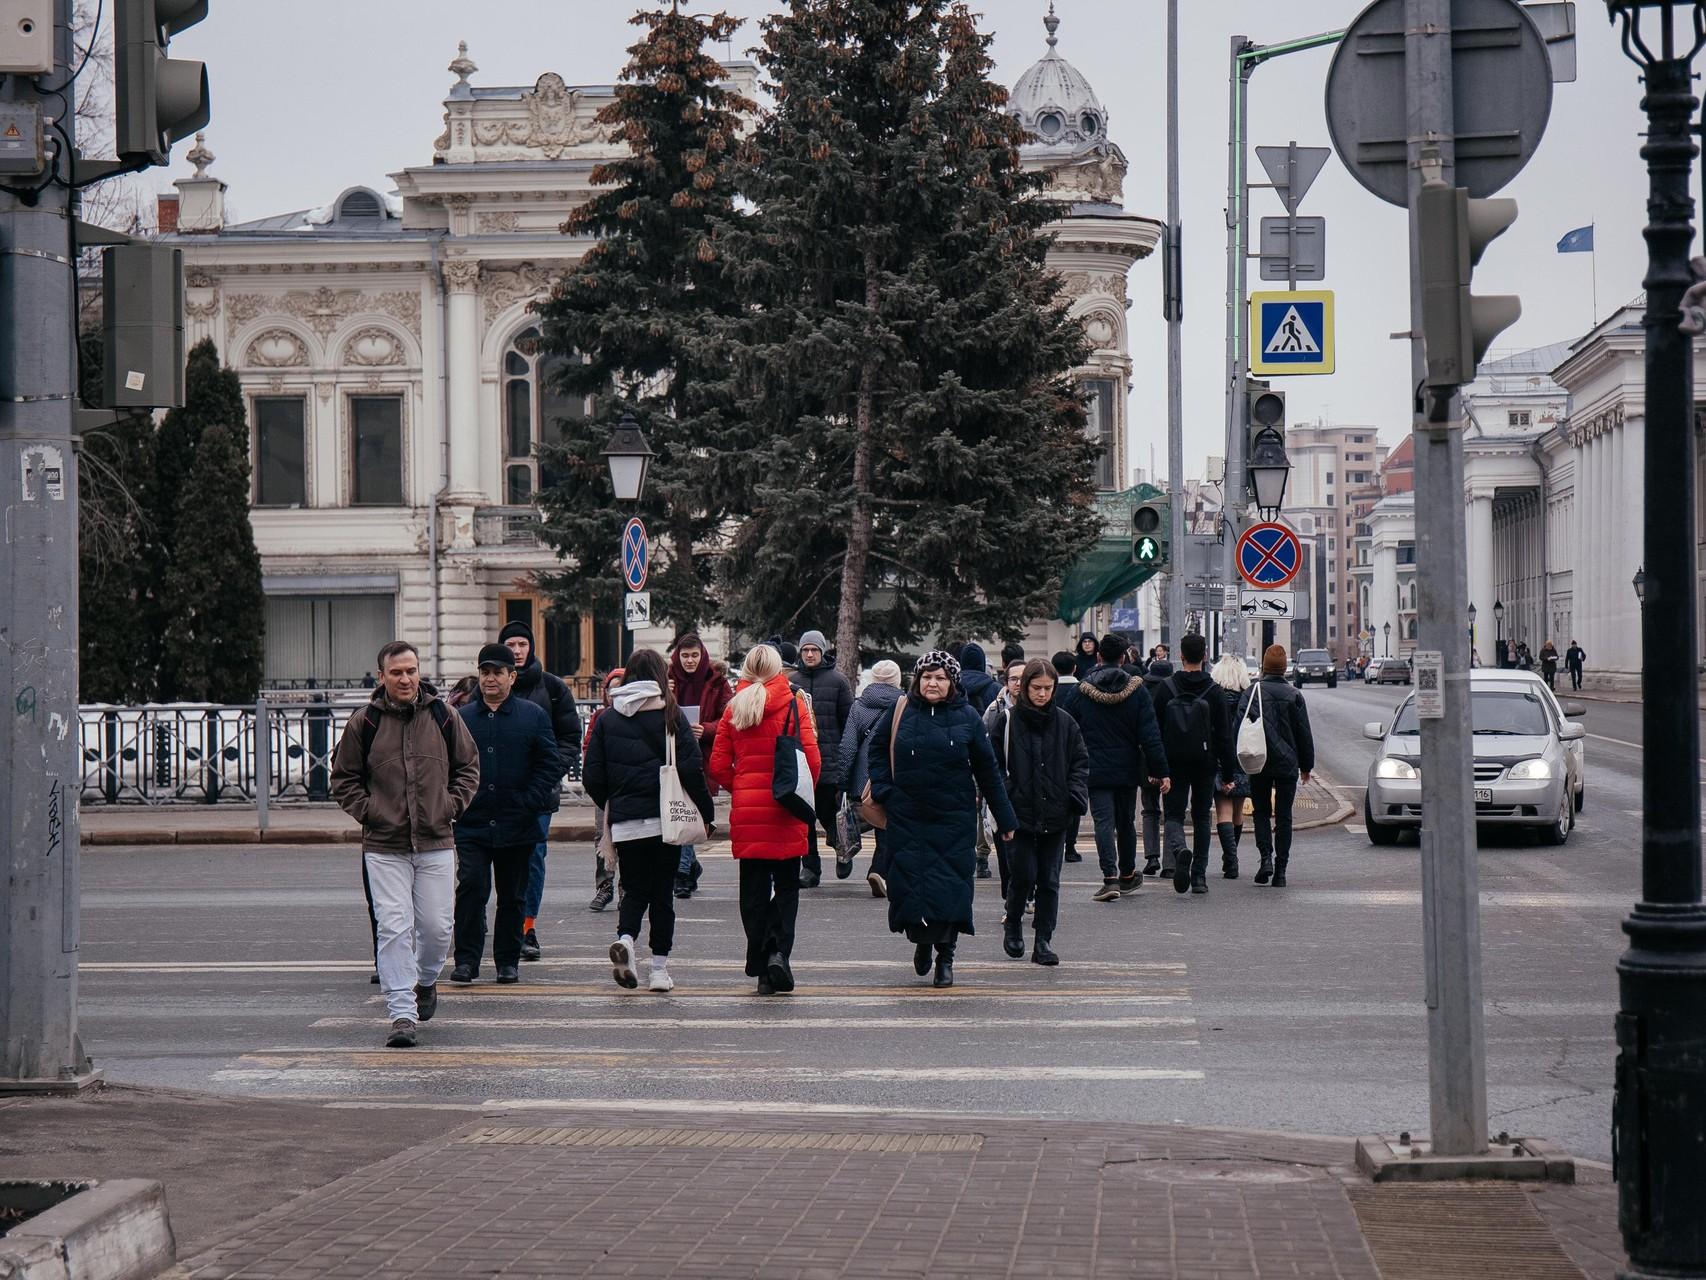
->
xmin=164 ymin=1 xmax=1643 ymax=477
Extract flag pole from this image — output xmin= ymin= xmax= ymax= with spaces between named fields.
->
xmin=1591 ymin=222 xmax=1599 ymax=326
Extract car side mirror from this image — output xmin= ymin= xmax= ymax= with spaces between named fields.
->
xmin=1363 ymin=721 xmax=1386 ymax=741
xmin=1560 ymin=722 xmax=1586 ymax=742
xmin=1560 ymin=701 xmax=1586 ymax=718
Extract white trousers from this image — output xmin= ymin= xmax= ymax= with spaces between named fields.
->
xmin=364 ymin=848 xmax=454 ymax=1022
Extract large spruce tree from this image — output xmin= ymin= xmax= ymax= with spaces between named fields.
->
xmin=155 ymin=343 xmax=265 ymax=702
xmin=714 ymin=0 xmax=1100 ymax=675
xmin=532 ymin=3 xmax=754 ymax=632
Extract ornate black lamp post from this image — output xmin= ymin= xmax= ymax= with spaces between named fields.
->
xmin=1605 ymin=5 xmax=1706 ymax=1277
xmin=1382 ymin=621 xmax=1391 ymax=658
xmin=601 ymin=412 xmax=654 ymax=503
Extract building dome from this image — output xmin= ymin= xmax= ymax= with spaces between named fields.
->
xmin=1008 ymin=4 xmax=1109 ymax=161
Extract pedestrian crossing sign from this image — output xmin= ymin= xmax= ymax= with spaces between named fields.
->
xmin=1249 ymin=290 xmax=1335 ymax=375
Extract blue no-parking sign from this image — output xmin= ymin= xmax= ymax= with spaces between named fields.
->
xmin=621 ymin=518 xmax=649 ymax=592
xmin=1249 ymin=290 xmax=1335 ymax=375
xmin=1236 ymin=522 xmax=1302 ymax=589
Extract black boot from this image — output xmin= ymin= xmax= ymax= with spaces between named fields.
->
xmin=933 ymin=943 xmax=955 ymax=988
xmin=1271 ymin=854 xmax=1289 ymax=888
xmin=1254 ymin=852 xmax=1274 ymax=885
xmin=913 ymin=942 xmax=933 ymax=976
xmin=976 ymin=856 xmax=992 ymax=880
xmin=1031 ymin=937 xmax=1059 ymax=966
xmin=1189 ymin=844 xmax=1210 ymax=894
xmin=1003 ymin=917 xmax=1024 ymax=959
xmin=1217 ymin=823 xmax=1240 ymax=879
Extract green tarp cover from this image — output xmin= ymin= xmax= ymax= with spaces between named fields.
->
xmin=1055 ymin=483 xmax=1164 ymax=624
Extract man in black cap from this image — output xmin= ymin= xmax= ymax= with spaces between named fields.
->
xmin=498 ymin=620 xmax=582 ymax=960
xmin=450 ymin=644 xmax=565 ymax=984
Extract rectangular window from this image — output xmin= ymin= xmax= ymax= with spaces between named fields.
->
xmin=263 ymin=593 xmax=395 ymax=686
xmin=1328 ymin=581 xmax=1336 ymax=595
xmin=1508 ymin=410 xmax=1531 ymax=427
xmin=1329 ymin=625 xmax=1338 ymax=638
xmin=1329 ymin=603 xmax=1336 ymax=616
xmin=1085 ymin=378 xmax=1117 ymax=490
xmin=1327 ymin=494 xmax=1335 ymax=506
xmin=1328 ymin=536 xmax=1336 ymax=550
xmin=1326 ymin=471 xmax=1334 ymax=484
xmin=253 ymin=397 xmax=306 ymax=507
xmin=350 ymin=396 xmax=403 ymax=505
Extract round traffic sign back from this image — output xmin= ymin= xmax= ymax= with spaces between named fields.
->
xmin=621 ymin=518 xmax=649 ymax=592
xmin=1237 ymin=522 xmax=1302 ymax=589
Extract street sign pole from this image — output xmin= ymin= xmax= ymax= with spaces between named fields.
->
xmin=1164 ymin=0 xmax=1185 ymax=646
xmin=1405 ymin=0 xmax=1487 ymax=1158
xmin=1222 ymin=36 xmax=1254 ymax=660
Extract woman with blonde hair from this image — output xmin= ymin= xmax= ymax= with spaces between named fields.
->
xmin=1209 ymin=653 xmax=1252 ymax=879
xmin=708 ymin=644 xmax=822 ymax=995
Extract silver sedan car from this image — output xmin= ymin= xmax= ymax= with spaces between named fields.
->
xmin=1362 ymin=670 xmax=1587 ymax=846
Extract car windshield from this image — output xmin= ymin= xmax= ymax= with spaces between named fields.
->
xmin=1298 ymin=650 xmax=1329 ymax=663
xmin=1390 ymin=689 xmax=1553 ymax=736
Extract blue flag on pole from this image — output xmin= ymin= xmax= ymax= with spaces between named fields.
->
xmin=1557 ymin=225 xmax=1594 ymax=253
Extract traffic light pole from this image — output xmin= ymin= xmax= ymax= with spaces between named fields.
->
xmin=1163 ymin=0 xmax=1184 ymax=646
xmin=1406 ymin=0 xmax=1487 ymax=1157
xmin=0 ymin=0 xmax=98 ymax=1092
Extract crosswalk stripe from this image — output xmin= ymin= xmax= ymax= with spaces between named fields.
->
xmin=80 ymin=958 xmax=1189 ymax=975
xmin=309 ymin=1015 xmax=1199 ymax=1031
xmin=381 ymin=985 xmax=1193 ymax=1000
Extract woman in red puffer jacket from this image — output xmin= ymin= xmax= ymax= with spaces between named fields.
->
xmin=708 ymin=643 xmax=821 ymax=996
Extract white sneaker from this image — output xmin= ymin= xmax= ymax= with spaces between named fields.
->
xmin=648 ymin=964 xmax=674 ymax=993
xmin=610 ymin=936 xmax=638 ymax=989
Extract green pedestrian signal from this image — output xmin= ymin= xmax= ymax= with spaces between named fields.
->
xmin=1131 ymin=498 xmax=1169 ymax=570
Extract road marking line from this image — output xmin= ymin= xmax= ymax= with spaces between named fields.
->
xmin=79 ymin=959 xmax=1189 ymax=975
xmin=219 ymin=1057 xmax=1205 ymax=1083
xmin=1344 ymin=825 xmax=1367 ymax=835
xmin=308 ymin=1015 xmax=1199 ymax=1032
xmin=387 ymin=986 xmax=1194 ymax=1001
xmin=1588 ymin=733 xmax=1642 ymax=749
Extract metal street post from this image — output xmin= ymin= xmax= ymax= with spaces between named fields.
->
xmin=0 ymin=0 xmax=98 ymax=1091
xmin=1404 ymin=0 xmax=1489 ymax=1159
xmin=1606 ymin=5 xmax=1706 ymax=1274
xmin=1164 ymin=0 xmax=1184 ymax=643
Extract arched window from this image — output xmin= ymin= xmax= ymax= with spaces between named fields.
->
xmin=502 ymin=327 xmax=595 ymax=503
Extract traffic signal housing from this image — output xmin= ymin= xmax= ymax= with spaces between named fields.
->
xmin=115 ymin=0 xmax=211 ymax=167
xmin=1132 ymin=497 xmax=1169 ymax=570
xmin=1418 ymin=181 xmax=1521 ymax=391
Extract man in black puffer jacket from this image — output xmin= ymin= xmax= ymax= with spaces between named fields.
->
xmin=499 ymin=621 xmax=583 ymax=961
xmin=790 ymin=629 xmax=854 ymax=887
xmin=1074 ymin=633 xmax=1171 ymax=903
xmin=1150 ymin=632 xmax=1240 ymax=896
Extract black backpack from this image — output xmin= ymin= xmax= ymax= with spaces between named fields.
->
xmin=1161 ymin=677 xmax=1215 ymax=774
xmin=357 ymin=699 xmax=457 ymax=777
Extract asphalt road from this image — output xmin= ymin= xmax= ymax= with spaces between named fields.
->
xmin=74 ymin=683 xmax=1687 ymax=1167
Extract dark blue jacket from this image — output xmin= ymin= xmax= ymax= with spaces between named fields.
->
xmin=957 ymin=643 xmax=1001 ymax=715
xmin=513 ymin=657 xmax=583 ymax=804
xmin=1054 ymin=676 xmax=1083 ymax=722
xmin=868 ymin=689 xmax=1017 ymax=937
xmin=1073 ymin=664 xmax=1170 ymax=788
xmin=454 ymin=694 xmax=564 ymax=847
xmin=837 ymin=680 xmax=903 ymax=801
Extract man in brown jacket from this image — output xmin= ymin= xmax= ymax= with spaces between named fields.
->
xmin=332 ymin=641 xmax=480 ymax=1047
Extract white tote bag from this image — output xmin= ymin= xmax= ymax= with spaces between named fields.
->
xmin=659 ymin=727 xmax=709 ymax=847
xmin=1236 ymin=681 xmax=1269 ymax=775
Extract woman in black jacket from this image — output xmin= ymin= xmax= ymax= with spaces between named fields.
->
xmin=867 ymin=650 xmax=1017 ymax=988
xmin=1209 ymin=654 xmax=1253 ymax=880
xmin=989 ymin=659 xmax=1089 ymax=965
xmin=582 ymin=648 xmax=714 ymax=993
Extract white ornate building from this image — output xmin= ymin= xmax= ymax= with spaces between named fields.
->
xmin=162 ymin=13 xmax=1157 ymax=688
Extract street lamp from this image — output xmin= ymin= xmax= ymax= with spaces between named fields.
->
xmin=601 ymin=412 xmax=653 ymax=503
xmin=1382 ymin=621 xmax=1390 ymax=658
xmin=1468 ymin=601 xmax=1477 ymax=643
xmin=1493 ymin=598 xmax=1506 ymax=668
xmin=1247 ymin=416 xmax=1291 ymax=520
xmin=1606 ymin=5 xmax=1706 ymax=1277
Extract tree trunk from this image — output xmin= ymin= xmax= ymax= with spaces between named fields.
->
xmin=835 ymin=249 xmax=878 ymax=683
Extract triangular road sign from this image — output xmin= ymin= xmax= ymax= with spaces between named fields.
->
xmin=1256 ymin=144 xmax=1332 ymax=214
xmin=1263 ymin=305 xmax=1320 ymax=356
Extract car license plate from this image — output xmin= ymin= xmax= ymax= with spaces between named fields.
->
xmin=1474 ymin=788 xmax=1493 ymax=804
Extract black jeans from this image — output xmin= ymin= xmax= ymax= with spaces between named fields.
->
xmin=869 ymin=828 xmax=892 ymax=880
xmin=1250 ymin=773 xmax=1299 ymax=864
xmin=453 ymin=841 xmax=531 ymax=970
xmin=1141 ymin=781 xmax=1164 ymax=869
xmin=803 ymin=782 xmax=842 ymax=876
xmin=1088 ymin=786 xmax=1139 ymax=880
xmin=738 ymin=856 xmax=801 ymax=977
xmin=1569 ymin=665 xmax=1583 ymax=691
xmin=615 ymin=836 xmax=677 ymax=956
xmin=1007 ymin=830 xmax=1067 ymax=940
xmin=1163 ymin=770 xmax=1217 ymax=871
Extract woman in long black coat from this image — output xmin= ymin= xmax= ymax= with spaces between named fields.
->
xmin=867 ymin=650 xmax=1018 ymax=988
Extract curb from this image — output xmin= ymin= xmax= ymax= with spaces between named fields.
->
xmin=0 ymin=1179 xmax=175 ymax=1280
xmin=1294 ymin=767 xmax=1354 ymax=832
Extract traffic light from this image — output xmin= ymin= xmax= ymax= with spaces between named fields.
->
xmin=1418 ymin=181 xmax=1521 ymax=391
xmin=115 ymin=0 xmax=211 ymax=167
xmin=1246 ymin=377 xmax=1285 ymax=442
xmin=1132 ymin=497 xmax=1169 ymax=570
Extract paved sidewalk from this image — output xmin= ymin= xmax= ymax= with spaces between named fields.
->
xmin=0 ymin=1089 xmax=1621 ymax=1279
xmin=80 ymin=784 xmax=1346 ymax=847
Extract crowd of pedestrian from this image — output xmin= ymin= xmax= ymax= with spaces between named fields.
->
xmin=330 ymin=626 xmax=1317 ymax=1047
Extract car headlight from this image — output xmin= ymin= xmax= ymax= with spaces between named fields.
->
xmin=1506 ymin=758 xmax=1552 ymax=780
xmin=1374 ymin=757 xmax=1418 ymax=780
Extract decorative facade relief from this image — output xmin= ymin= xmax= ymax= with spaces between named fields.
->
xmin=477 ymin=211 xmax=520 ymax=233
xmin=245 ymin=328 xmax=310 ymax=368
xmin=481 ymin=262 xmax=560 ymax=325
xmin=443 ymin=259 xmax=481 ymax=291
xmin=1080 ymin=307 xmax=1122 ymax=350
xmin=1056 ymin=271 xmax=1129 ymax=302
xmin=343 ymin=327 xmax=408 ymax=367
xmin=1047 ymin=149 xmax=1126 ymax=204
xmin=225 ymin=288 xmax=422 ymax=344
xmin=468 ymin=73 xmax=609 ymax=161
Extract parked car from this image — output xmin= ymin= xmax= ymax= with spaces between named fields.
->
xmin=1366 ymin=657 xmax=1412 ymax=685
xmin=1289 ymin=648 xmax=1337 ymax=689
xmin=1362 ymin=670 xmax=1587 ymax=847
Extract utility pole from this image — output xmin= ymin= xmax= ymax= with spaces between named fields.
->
xmin=1220 ymin=35 xmax=1252 ymax=659
xmin=1163 ymin=0 xmax=1184 ymax=644
xmin=0 ymin=0 xmax=97 ymax=1091
xmin=1404 ymin=0 xmax=1486 ymax=1156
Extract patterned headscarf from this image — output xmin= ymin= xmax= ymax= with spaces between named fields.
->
xmin=913 ymin=649 xmax=962 ymax=682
